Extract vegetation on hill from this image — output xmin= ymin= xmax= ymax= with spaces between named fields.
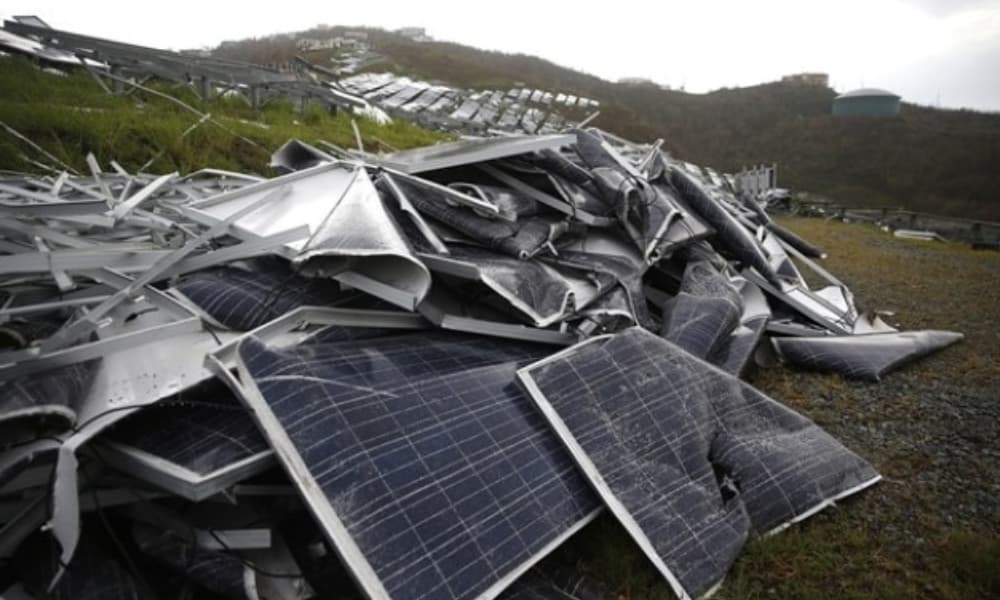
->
xmin=214 ymin=27 xmax=1000 ymax=220
xmin=0 ymin=55 xmax=444 ymax=176
xmin=370 ymin=36 xmax=1000 ymax=220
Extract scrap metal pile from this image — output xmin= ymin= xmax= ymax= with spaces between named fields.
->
xmin=0 ymin=130 xmax=962 ymax=600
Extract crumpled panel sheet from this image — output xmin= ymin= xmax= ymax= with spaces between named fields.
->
xmin=661 ymin=261 xmax=744 ymax=360
xmin=184 ymin=164 xmax=430 ymax=310
xmin=236 ymin=329 xmax=599 ymax=600
xmin=431 ymin=246 xmax=582 ymax=327
xmin=518 ymin=328 xmax=880 ymax=599
xmin=573 ymin=130 xmax=680 ymax=261
xmin=395 ymin=175 xmax=570 ymax=259
xmin=710 ymin=315 xmax=769 ymax=377
xmin=773 ymin=330 xmax=964 ymax=381
xmin=0 ymin=362 xmax=94 ymax=434
xmin=551 ymin=250 xmax=654 ymax=329
xmin=449 ymin=182 xmax=540 ymax=220
xmin=173 ymin=257 xmax=344 ymax=330
xmin=661 ymin=261 xmax=770 ymax=376
xmin=291 ymin=168 xmax=431 ymax=310
xmin=669 ymin=168 xmax=780 ymax=285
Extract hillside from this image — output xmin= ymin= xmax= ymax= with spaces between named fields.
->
xmin=216 ymin=27 xmax=1000 ymax=221
xmin=0 ymin=55 xmax=443 ymax=176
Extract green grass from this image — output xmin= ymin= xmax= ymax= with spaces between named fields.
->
xmin=0 ymin=55 xmax=446 ymax=176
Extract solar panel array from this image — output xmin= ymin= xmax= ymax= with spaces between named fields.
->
xmin=518 ymin=328 xmax=881 ymax=599
xmin=237 ymin=329 xmax=599 ymax=600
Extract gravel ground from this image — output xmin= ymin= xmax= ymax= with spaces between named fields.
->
xmin=755 ymin=217 xmax=999 ymax=532
xmin=734 ymin=216 xmax=1000 ymax=599
xmin=552 ymin=216 xmax=1000 ymax=600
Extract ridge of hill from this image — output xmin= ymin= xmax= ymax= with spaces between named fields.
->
xmin=213 ymin=26 xmax=1000 ymax=221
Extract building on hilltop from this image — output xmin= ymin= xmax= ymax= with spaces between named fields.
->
xmin=396 ymin=27 xmax=432 ymax=42
xmin=782 ymin=72 xmax=830 ymax=87
xmin=618 ymin=77 xmax=655 ymax=86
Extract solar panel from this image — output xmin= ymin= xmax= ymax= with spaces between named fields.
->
xmin=571 ymin=130 xmax=682 ymax=261
xmin=99 ymin=379 xmax=273 ymax=501
xmin=518 ymin=328 xmax=880 ymax=599
xmin=383 ymin=85 xmax=429 ymax=109
xmin=449 ymin=100 xmax=481 ymax=122
xmin=710 ymin=316 xmax=769 ymax=377
xmin=185 ymin=164 xmax=432 ymax=311
xmin=428 ymin=94 xmax=457 ymax=113
xmin=235 ymin=329 xmax=600 ymax=600
xmin=420 ymin=246 xmax=584 ymax=328
xmin=174 ymin=257 xmax=344 ymax=331
xmin=669 ymin=168 xmax=780 ymax=285
xmin=772 ymin=329 xmax=963 ymax=381
xmin=0 ymin=362 xmax=93 ymax=435
xmin=660 ymin=261 xmax=744 ymax=359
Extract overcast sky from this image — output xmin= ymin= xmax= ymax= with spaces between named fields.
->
xmin=4 ymin=0 xmax=999 ymax=111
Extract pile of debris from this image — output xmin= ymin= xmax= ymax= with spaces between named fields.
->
xmin=0 ymin=129 xmax=961 ymax=600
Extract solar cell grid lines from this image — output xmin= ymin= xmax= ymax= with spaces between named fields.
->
xmin=518 ymin=328 xmax=880 ymax=599
xmin=236 ymin=328 xmax=600 ymax=600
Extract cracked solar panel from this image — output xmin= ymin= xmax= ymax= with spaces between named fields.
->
xmin=174 ymin=257 xmax=344 ymax=331
xmin=99 ymin=380 xmax=272 ymax=500
xmin=518 ymin=328 xmax=880 ymax=599
xmin=236 ymin=329 xmax=600 ymax=600
xmin=660 ymin=261 xmax=744 ymax=360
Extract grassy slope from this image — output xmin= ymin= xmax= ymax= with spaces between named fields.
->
xmin=545 ymin=217 xmax=1000 ymax=599
xmin=0 ymin=55 xmax=445 ymax=176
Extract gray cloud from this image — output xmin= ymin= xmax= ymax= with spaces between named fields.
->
xmin=898 ymin=0 xmax=999 ymax=17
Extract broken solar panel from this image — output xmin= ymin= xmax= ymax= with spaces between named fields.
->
xmin=670 ymin=166 xmax=781 ymax=285
xmin=98 ymin=379 xmax=272 ymax=501
xmin=184 ymin=163 xmax=432 ymax=310
xmin=773 ymin=329 xmax=964 ymax=381
xmin=518 ymin=328 xmax=880 ymax=599
xmin=173 ymin=257 xmax=344 ymax=331
xmin=0 ymin=362 xmax=94 ymax=438
xmin=660 ymin=260 xmax=745 ymax=359
xmin=235 ymin=328 xmax=599 ymax=600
